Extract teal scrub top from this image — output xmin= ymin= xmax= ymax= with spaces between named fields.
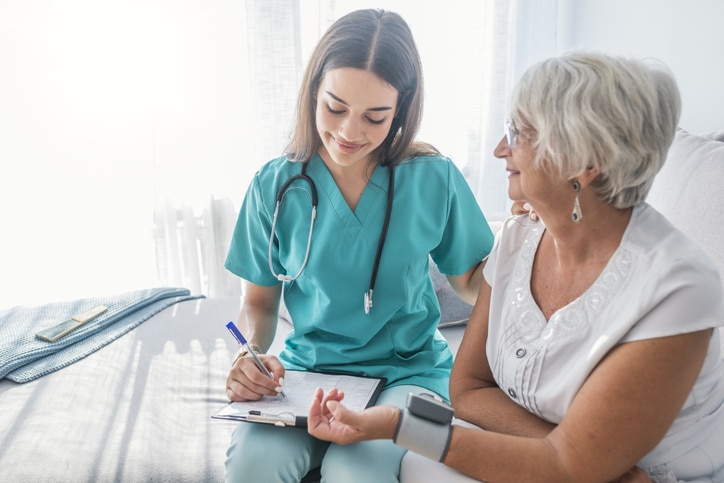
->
xmin=225 ymin=153 xmax=493 ymax=399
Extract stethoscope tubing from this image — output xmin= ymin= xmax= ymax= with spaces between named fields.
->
xmin=268 ymin=160 xmax=394 ymax=315
xmin=364 ymin=163 xmax=394 ymax=314
xmin=268 ymin=164 xmax=318 ymax=283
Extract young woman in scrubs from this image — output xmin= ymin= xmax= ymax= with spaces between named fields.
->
xmin=223 ymin=9 xmax=494 ymax=482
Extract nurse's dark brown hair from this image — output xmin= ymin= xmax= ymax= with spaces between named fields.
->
xmin=285 ymin=8 xmax=437 ymax=166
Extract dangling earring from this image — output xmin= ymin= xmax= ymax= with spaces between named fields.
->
xmin=571 ymin=180 xmax=583 ymax=223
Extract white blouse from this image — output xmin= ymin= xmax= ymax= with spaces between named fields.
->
xmin=483 ymin=203 xmax=724 ymax=479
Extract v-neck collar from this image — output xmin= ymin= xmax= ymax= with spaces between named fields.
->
xmin=306 ymin=154 xmax=390 ymax=230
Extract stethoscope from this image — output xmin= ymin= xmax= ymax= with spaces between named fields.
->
xmin=268 ymin=161 xmax=394 ymax=315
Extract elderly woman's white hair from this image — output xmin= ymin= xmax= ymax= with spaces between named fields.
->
xmin=510 ymin=50 xmax=681 ymax=209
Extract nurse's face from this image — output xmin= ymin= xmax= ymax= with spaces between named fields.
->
xmin=315 ymin=67 xmax=399 ymax=169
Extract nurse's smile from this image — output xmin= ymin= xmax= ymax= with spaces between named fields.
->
xmin=314 ymin=67 xmax=398 ymax=170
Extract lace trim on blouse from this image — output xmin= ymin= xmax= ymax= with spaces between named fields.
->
xmin=508 ymin=225 xmax=635 ymax=345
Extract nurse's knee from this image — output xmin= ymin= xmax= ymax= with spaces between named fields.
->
xmin=225 ymin=423 xmax=324 ymax=483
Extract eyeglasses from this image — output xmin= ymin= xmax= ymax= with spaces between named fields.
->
xmin=504 ymin=119 xmax=535 ymax=147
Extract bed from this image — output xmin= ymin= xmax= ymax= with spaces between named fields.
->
xmin=0 ymin=294 xmax=244 ymax=482
xmin=0 ymin=274 xmax=467 ymax=483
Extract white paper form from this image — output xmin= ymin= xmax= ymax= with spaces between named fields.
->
xmin=212 ymin=370 xmax=385 ymax=426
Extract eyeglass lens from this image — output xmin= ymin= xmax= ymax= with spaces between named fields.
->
xmin=505 ymin=120 xmax=518 ymax=147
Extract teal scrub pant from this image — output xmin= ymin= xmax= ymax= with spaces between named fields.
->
xmin=225 ymin=384 xmax=422 ymax=483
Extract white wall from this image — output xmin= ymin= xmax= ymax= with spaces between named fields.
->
xmin=567 ymin=0 xmax=724 ymax=133
xmin=0 ymin=1 xmax=250 ymax=306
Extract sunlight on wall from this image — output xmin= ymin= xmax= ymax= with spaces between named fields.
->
xmin=59 ymin=3 xmax=173 ymax=112
xmin=1 ymin=0 xmax=253 ymax=308
xmin=1 ymin=1 xmax=167 ymax=306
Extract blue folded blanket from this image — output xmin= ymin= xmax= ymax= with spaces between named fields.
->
xmin=0 ymin=287 xmax=204 ymax=383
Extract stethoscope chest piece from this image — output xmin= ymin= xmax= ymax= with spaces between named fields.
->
xmin=364 ymin=290 xmax=373 ymax=315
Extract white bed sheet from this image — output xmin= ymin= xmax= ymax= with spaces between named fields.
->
xmin=0 ymin=293 xmax=467 ymax=483
xmin=0 ymin=297 xmax=248 ymax=483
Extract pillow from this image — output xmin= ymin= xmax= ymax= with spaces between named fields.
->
xmin=430 ymin=258 xmax=474 ymax=328
xmin=647 ymin=128 xmax=724 ymax=284
xmin=699 ymin=129 xmax=724 ymax=142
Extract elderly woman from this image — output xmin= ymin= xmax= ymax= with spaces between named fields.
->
xmin=307 ymin=51 xmax=724 ymax=483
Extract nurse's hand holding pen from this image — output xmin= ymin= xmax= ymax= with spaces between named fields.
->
xmin=225 ymin=321 xmax=286 ymax=402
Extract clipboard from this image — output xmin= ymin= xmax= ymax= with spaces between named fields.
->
xmin=212 ymin=370 xmax=386 ymax=427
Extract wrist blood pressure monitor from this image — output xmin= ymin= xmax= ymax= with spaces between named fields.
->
xmin=393 ymin=392 xmax=454 ymax=462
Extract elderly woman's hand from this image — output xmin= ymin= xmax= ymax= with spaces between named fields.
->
xmin=307 ymin=387 xmax=399 ymax=444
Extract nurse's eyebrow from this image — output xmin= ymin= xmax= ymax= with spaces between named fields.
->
xmin=325 ymin=90 xmax=393 ymax=112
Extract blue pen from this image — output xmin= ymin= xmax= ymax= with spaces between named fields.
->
xmin=226 ymin=321 xmax=286 ymax=398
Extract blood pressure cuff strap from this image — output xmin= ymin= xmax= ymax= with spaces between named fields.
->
xmin=393 ymin=395 xmax=453 ymax=462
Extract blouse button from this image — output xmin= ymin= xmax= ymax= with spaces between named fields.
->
xmin=508 ymin=388 xmax=517 ymax=398
xmin=515 ymin=348 xmax=526 ymax=358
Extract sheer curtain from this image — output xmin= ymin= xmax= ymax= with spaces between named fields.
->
xmin=153 ymin=0 xmax=568 ymax=298
xmin=0 ymin=0 xmax=568 ymax=308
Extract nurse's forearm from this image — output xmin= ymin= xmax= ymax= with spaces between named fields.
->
xmin=237 ymin=305 xmax=279 ymax=352
xmin=237 ymin=282 xmax=282 ymax=352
